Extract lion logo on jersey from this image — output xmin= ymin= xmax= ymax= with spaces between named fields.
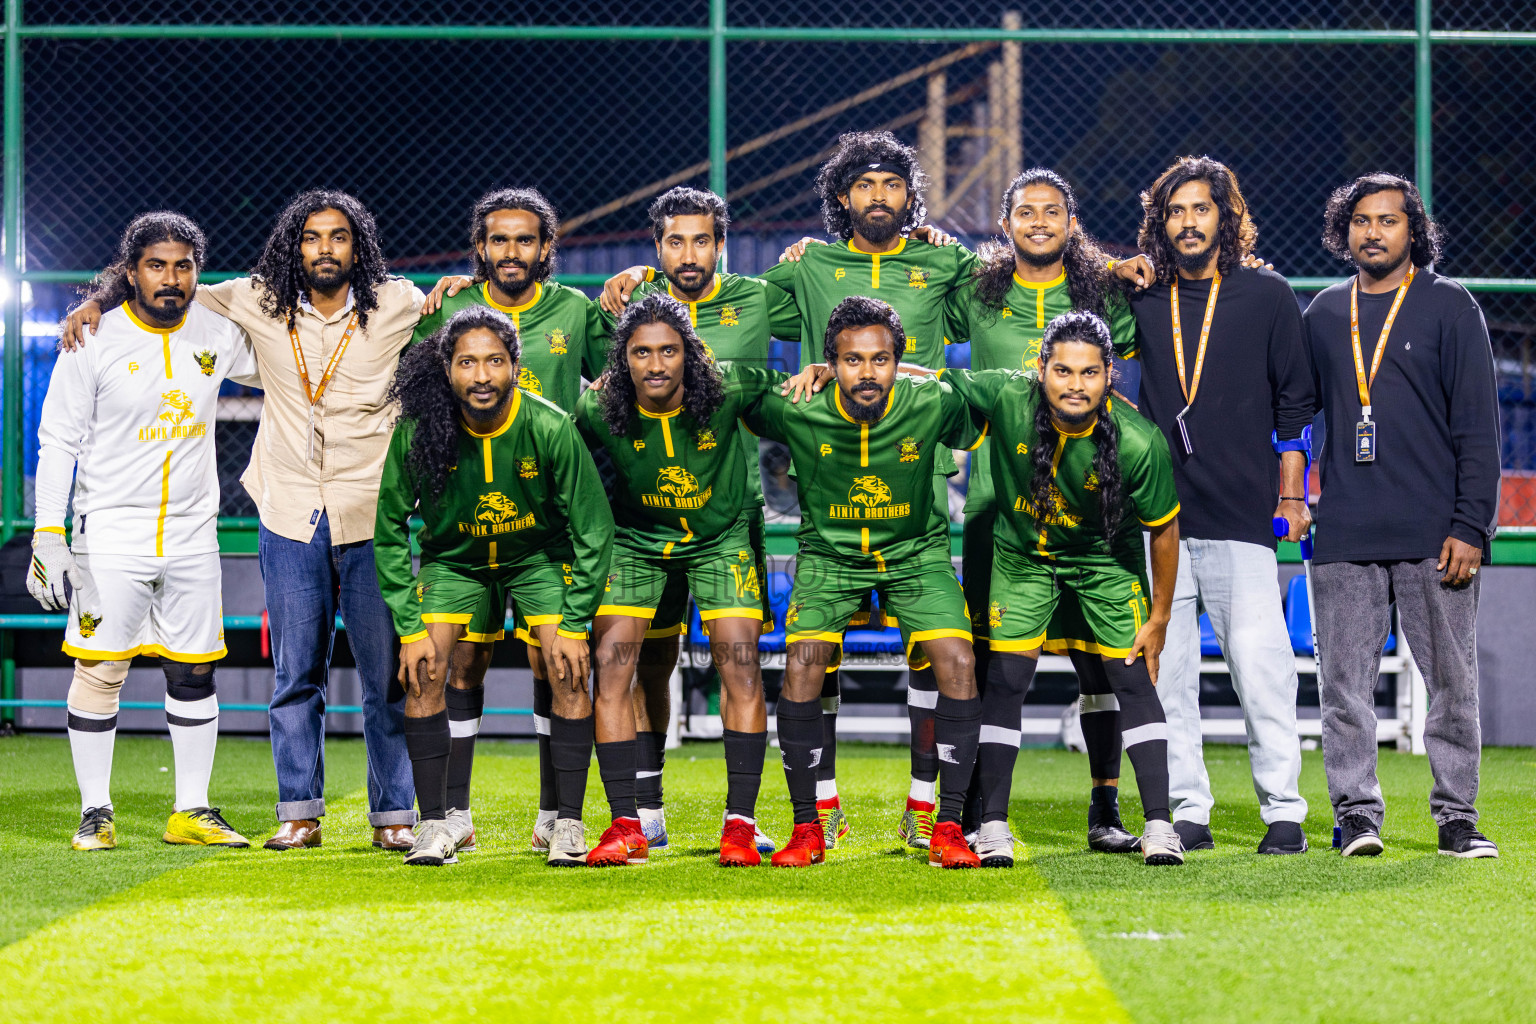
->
xmin=475 ymin=492 xmax=519 ymax=525
xmin=193 ymin=349 xmax=217 ymax=376
xmin=157 ymin=390 xmax=196 ymax=425
xmin=518 ymin=367 xmax=543 ymax=396
xmin=848 ymin=475 xmax=892 ymax=508
xmin=546 ymin=329 xmax=568 ymax=355
xmin=719 ymin=305 xmax=741 ymax=327
xmin=77 ymin=611 xmax=101 ymax=638
xmin=518 ymin=456 xmax=539 ymax=479
xmin=696 ymin=428 xmax=717 ymax=451
xmin=988 ymin=601 xmax=1007 ymax=629
xmin=896 ymin=436 xmax=921 ymax=463
xmin=907 ymin=267 xmax=930 ymax=289
xmin=656 ymin=466 xmax=699 ymax=498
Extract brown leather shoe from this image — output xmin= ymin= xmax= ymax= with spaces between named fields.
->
xmin=264 ymin=819 xmax=322 ymax=850
xmin=373 ymin=824 xmax=413 ymax=850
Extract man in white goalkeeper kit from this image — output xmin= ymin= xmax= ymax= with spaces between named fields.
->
xmin=30 ymin=211 xmax=262 ymax=851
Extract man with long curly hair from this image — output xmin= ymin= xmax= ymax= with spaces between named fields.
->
xmin=1305 ymin=173 xmax=1500 ymax=859
xmin=939 ymin=311 xmax=1184 ymax=866
xmin=1128 ymin=156 xmax=1314 ymax=856
xmin=62 ymin=189 xmax=425 ymax=853
xmin=375 ymin=307 xmax=612 ymax=866
xmin=575 ymin=293 xmax=787 ymax=866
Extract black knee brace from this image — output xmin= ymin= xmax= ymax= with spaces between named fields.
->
xmin=163 ymin=661 xmax=216 ymax=702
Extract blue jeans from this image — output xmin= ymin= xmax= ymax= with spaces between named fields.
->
xmin=261 ymin=512 xmax=415 ymax=826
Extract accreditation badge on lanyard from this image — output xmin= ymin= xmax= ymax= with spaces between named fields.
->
xmin=290 ymin=311 xmax=360 ymax=465
xmin=1169 ymin=271 xmax=1221 ymax=455
xmin=1349 ymin=266 xmax=1415 ymax=463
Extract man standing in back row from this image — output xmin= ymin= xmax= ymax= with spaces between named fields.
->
xmin=1305 ymin=173 xmax=1500 ymax=859
xmin=1125 ymin=156 xmax=1312 ymax=855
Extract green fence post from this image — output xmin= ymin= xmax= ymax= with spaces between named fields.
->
xmin=710 ymin=0 xmax=728 ymax=270
xmin=1416 ymin=0 xmax=1433 ymax=213
xmin=1 ymin=0 xmax=21 ymax=731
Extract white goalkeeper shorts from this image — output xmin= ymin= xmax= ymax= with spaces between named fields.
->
xmin=62 ymin=551 xmax=226 ymax=663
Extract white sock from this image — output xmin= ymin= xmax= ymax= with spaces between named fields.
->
xmin=815 ymin=779 xmax=838 ymax=801
xmin=536 ymin=807 xmax=558 ymax=826
xmin=68 ymin=706 xmax=117 ymax=812
xmin=639 ymin=806 xmax=665 ymax=825
xmin=165 ymin=692 xmax=218 ymax=811
xmin=908 ymin=778 xmax=936 ymax=804
xmin=725 ymin=812 xmax=756 ymax=825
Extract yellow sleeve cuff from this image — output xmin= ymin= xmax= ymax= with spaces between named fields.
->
xmin=34 ymin=526 xmax=65 ymax=535
xmin=556 ymin=628 xmax=589 ymax=640
xmin=399 ymin=630 xmax=429 ymax=644
xmin=1139 ymin=505 xmax=1180 ymax=528
xmin=644 ymin=267 xmax=656 ymax=282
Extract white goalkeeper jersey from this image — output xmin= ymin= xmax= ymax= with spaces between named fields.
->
xmin=36 ymin=302 xmax=261 ymax=556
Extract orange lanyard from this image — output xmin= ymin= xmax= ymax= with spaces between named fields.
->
xmin=1349 ymin=265 xmax=1415 ymax=421
xmin=289 ymin=310 xmax=359 ymax=407
xmin=1170 ymin=270 xmax=1221 ymax=407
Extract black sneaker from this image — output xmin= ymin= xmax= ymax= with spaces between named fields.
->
xmin=1256 ymin=820 xmax=1308 ymax=855
xmin=1173 ymin=820 xmax=1215 ymax=851
xmin=1088 ymin=813 xmax=1141 ymax=854
xmin=1338 ymin=814 xmax=1383 ymax=857
xmin=1438 ymin=819 xmax=1498 ymax=859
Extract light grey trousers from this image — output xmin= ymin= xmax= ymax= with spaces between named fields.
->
xmin=1313 ymin=557 xmax=1481 ymax=827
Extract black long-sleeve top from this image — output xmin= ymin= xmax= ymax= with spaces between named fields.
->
xmin=1129 ymin=265 xmax=1315 ymax=548
xmin=1302 ymin=271 xmax=1500 ymax=564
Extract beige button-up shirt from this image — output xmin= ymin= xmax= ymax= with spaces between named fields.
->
xmin=195 ymin=276 xmax=425 ymax=545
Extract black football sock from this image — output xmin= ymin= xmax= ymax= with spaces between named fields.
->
xmin=723 ymin=729 xmax=768 ymax=819
xmin=445 ymin=685 xmax=484 ymax=812
xmin=1102 ymin=659 xmax=1170 ymax=823
xmin=934 ymin=694 xmax=982 ymax=825
xmin=906 ymin=664 xmax=939 ymax=789
xmin=549 ymin=713 xmax=594 ymax=821
xmin=1090 ymin=785 xmax=1122 ymax=829
xmin=533 ymin=674 xmax=556 ymax=813
xmin=636 ymin=730 xmax=667 ymax=811
xmin=403 ymin=711 xmax=451 ymax=822
xmin=1071 ymin=648 xmax=1123 ymax=784
xmin=817 ymin=670 xmax=839 ymax=797
xmin=776 ymin=697 xmax=823 ymax=825
xmin=595 ymin=739 xmax=639 ymax=821
xmin=978 ymin=653 xmax=1036 ymax=823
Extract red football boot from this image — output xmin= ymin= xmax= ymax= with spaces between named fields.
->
xmin=719 ymin=816 xmax=763 ymax=867
xmin=928 ymin=820 xmax=981 ymax=869
xmin=587 ymin=817 xmax=648 ymax=866
xmin=769 ymin=821 xmax=826 ymax=867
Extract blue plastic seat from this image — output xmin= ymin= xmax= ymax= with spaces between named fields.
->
xmin=1199 ymin=613 xmax=1222 ymax=657
xmin=1284 ymin=574 xmax=1395 ymax=655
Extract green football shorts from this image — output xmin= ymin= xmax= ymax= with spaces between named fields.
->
xmin=785 ymin=545 xmax=971 ymax=658
xmin=415 ymin=560 xmax=506 ymax=644
xmin=987 ymin=543 xmax=1150 ymax=658
xmin=598 ymin=511 xmax=765 ymax=636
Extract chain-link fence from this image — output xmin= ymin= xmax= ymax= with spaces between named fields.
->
xmin=2 ymin=1 xmax=1533 ymax=533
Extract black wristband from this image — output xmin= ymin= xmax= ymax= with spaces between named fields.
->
xmin=1279 ymin=495 xmax=1306 ymax=502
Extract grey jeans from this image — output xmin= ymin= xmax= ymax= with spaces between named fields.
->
xmin=1313 ymin=557 xmax=1481 ymax=827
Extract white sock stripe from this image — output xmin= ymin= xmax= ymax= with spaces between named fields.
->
xmin=978 ymin=724 xmax=1022 ymax=748
xmin=533 ymin=715 xmax=551 ymax=736
xmin=906 ymin=688 xmax=939 ymax=709
xmin=635 ymin=770 xmax=663 ymax=779
xmin=1079 ymin=693 xmax=1119 ymax=714
xmin=448 ymin=717 xmax=482 ymax=738
xmin=814 ymin=779 xmax=837 ymax=800
xmin=820 ymin=697 xmax=840 ymax=713
xmin=165 ymin=694 xmax=218 ymax=718
xmin=1122 ymin=722 xmax=1169 ymax=747
xmin=67 ymin=705 xmax=117 ymax=721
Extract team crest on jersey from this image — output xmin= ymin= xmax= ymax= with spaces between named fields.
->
xmin=1083 ymin=470 xmax=1100 ymax=492
xmin=519 ymin=367 xmax=542 ymax=396
xmin=604 ymin=572 xmax=615 ymax=593
xmin=831 ymin=474 xmax=911 ymax=520
xmin=896 ymin=436 xmax=921 ymax=462
xmin=158 ymin=390 xmax=196 ymax=425
xmin=415 ymin=583 xmax=425 ymax=602
xmin=785 ymin=602 xmax=801 ymax=629
xmin=988 ymin=601 xmax=1007 ymax=629
xmin=518 ymin=456 xmax=539 ymax=479
xmin=718 ymin=305 xmax=741 ymax=327
xmin=696 ymin=428 xmax=717 ymax=451
xmin=78 ymin=611 xmax=101 ymax=638
xmin=193 ymin=349 xmax=217 ymax=375
xmin=906 ymin=267 xmax=930 ymax=289
xmin=546 ymin=329 xmax=569 ymax=355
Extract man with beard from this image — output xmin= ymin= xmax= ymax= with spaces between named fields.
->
xmin=736 ymin=296 xmax=987 ymax=868
xmin=32 ymin=212 xmax=261 ymax=851
xmin=1126 ymin=156 xmax=1313 ymax=856
xmin=63 ymin=190 xmax=424 ymax=853
xmin=591 ymin=187 xmax=798 ymax=854
xmin=1304 ymin=174 xmax=1500 ymax=859
xmin=577 ymin=293 xmax=787 ymax=866
xmin=375 ymin=307 xmax=612 ymax=866
xmin=938 ymin=311 xmax=1184 ymax=866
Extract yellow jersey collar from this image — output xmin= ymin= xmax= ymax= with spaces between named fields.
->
xmin=636 ymin=401 xmax=683 ymax=419
xmin=847 ymin=237 xmax=907 ymax=257
xmin=484 ymin=281 xmax=542 ymax=315
xmin=124 ymin=304 xmax=187 ymax=335
xmin=462 ymin=388 xmax=521 ymax=438
xmin=834 ymin=384 xmax=894 ymax=423
xmin=1013 ymin=269 xmax=1067 ymax=290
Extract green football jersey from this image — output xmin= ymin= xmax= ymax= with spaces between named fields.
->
xmin=945 ymin=368 xmax=1179 ymax=569
xmin=613 ymin=271 xmax=802 ymax=507
xmin=375 ymin=388 xmax=615 ymax=639
xmin=412 ymin=280 xmax=608 ymax=413
xmin=736 ymin=369 xmax=984 ymax=568
xmin=945 ymin=270 xmax=1139 ymax=511
xmin=573 ymin=366 xmax=784 ymax=554
xmin=759 ymin=236 xmax=979 ymax=371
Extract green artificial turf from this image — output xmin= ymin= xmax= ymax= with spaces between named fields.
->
xmin=0 ymin=734 xmax=1530 ymax=1023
